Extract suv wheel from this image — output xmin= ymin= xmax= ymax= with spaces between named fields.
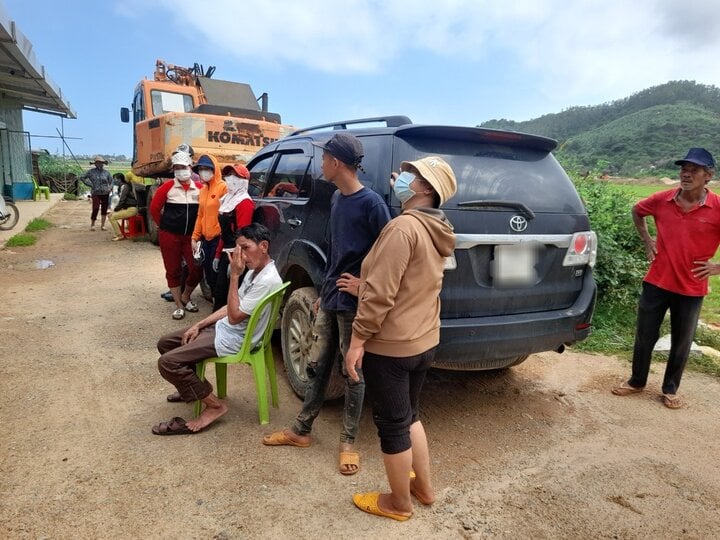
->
xmin=280 ymin=286 xmax=345 ymax=400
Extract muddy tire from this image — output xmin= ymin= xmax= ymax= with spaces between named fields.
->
xmin=145 ymin=185 xmax=159 ymax=245
xmin=280 ymin=286 xmax=345 ymax=400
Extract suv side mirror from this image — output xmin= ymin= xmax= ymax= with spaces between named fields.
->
xmin=120 ymin=107 xmax=130 ymax=123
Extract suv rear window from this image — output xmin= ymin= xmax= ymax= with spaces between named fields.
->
xmin=394 ymin=138 xmax=585 ymax=213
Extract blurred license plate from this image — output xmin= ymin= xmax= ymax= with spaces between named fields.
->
xmin=494 ymin=243 xmax=540 ymax=287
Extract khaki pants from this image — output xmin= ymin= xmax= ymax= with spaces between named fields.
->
xmin=109 ymin=207 xmax=139 ymax=237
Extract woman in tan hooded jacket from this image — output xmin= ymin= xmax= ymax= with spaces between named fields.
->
xmin=345 ymin=156 xmax=457 ymax=522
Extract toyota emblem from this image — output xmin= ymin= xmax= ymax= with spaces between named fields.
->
xmin=509 ymin=215 xmax=528 ymax=232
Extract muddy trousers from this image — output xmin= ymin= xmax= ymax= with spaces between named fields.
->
xmin=157 ymin=326 xmax=218 ymax=402
xmin=292 ymin=309 xmax=364 ymax=444
xmin=629 ymin=282 xmax=704 ymax=395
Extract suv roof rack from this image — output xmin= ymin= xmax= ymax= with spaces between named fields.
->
xmin=290 ymin=115 xmax=412 ymax=136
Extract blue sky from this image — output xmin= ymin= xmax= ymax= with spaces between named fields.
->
xmin=5 ymin=0 xmax=720 ymax=158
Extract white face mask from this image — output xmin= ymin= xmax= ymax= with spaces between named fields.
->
xmin=174 ymin=169 xmax=192 ymax=181
xmin=223 ymin=175 xmax=248 ymax=195
xmin=199 ymin=170 xmax=214 ymax=182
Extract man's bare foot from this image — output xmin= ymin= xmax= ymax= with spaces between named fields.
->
xmin=185 ymin=394 xmax=228 ymax=432
xmin=410 ymin=475 xmax=435 ymax=505
xmin=340 ymin=442 xmax=360 ymax=475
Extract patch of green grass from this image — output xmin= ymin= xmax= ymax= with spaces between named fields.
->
xmin=25 ymin=218 xmax=52 ymax=232
xmin=5 ymin=233 xmax=36 ymax=247
xmin=63 ymin=192 xmax=78 ymax=201
xmin=612 ymin=183 xmax=671 ymax=200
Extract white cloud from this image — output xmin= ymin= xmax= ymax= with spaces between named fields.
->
xmin=139 ymin=0 xmax=720 ymax=107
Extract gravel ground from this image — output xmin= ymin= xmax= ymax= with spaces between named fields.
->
xmin=1 ymin=200 xmax=720 ymax=539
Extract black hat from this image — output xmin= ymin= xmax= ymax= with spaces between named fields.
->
xmin=675 ymin=148 xmax=715 ymax=168
xmin=312 ymin=132 xmax=364 ymax=167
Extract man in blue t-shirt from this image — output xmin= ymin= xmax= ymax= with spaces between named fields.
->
xmin=263 ymin=133 xmax=391 ymax=476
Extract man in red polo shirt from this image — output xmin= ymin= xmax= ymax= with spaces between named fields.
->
xmin=612 ymin=148 xmax=720 ymax=409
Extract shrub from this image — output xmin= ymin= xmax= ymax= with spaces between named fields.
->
xmin=563 ymin=163 xmax=649 ymax=353
xmin=63 ymin=192 xmax=78 ymax=201
xmin=6 ymin=233 xmax=36 ymax=247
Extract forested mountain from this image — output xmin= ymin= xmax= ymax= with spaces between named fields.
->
xmin=480 ymin=81 xmax=720 ymax=176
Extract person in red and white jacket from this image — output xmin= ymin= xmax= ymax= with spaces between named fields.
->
xmin=150 ymin=151 xmax=204 ymax=320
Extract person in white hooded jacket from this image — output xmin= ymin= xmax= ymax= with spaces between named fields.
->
xmin=212 ymin=164 xmax=255 ymax=311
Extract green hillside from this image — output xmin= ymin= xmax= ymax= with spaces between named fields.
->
xmin=480 ymin=81 xmax=720 ymax=176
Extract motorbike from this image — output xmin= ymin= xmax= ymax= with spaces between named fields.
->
xmin=0 ymin=196 xmax=19 ymax=230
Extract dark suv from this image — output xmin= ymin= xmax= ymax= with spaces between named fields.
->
xmin=246 ymin=116 xmax=597 ymax=398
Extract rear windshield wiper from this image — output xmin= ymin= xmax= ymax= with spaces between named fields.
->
xmin=457 ymin=200 xmax=535 ymax=220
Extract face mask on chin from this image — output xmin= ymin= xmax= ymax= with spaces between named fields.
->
xmin=174 ymin=169 xmax=192 ymax=182
xmin=393 ymin=171 xmax=417 ymax=204
xmin=199 ymin=170 xmax=213 ymax=182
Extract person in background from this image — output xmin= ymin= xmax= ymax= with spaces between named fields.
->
xmin=212 ymin=164 xmax=255 ymax=311
xmin=149 ymin=151 xmax=203 ymax=320
xmin=612 ymin=148 xmax=720 ymax=409
xmin=345 ymin=156 xmax=457 ymax=521
xmin=262 ymin=133 xmax=391 ymax=477
xmin=161 ymin=144 xmax=199 ymax=303
xmin=79 ymin=155 xmax=114 ymax=231
xmin=153 ymin=224 xmax=281 ymax=434
xmin=108 ymin=173 xmax=139 ymax=241
xmin=191 ymin=154 xmax=227 ymax=304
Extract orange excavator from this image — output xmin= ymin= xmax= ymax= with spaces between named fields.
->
xmin=120 ymin=59 xmax=293 ymax=242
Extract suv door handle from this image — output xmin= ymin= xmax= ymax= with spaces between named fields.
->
xmin=287 ymin=217 xmax=302 ymax=228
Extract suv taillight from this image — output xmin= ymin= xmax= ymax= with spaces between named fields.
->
xmin=562 ymin=231 xmax=597 ymax=268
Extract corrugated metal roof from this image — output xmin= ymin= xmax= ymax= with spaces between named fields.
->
xmin=0 ymin=4 xmax=75 ymax=118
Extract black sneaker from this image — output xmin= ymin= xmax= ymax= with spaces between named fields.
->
xmin=160 ymin=291 xmax=174 ymax=302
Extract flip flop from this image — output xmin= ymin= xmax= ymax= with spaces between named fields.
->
xmin=662 ymin=393 xmax=685 ymax=409
xmin=409 ymin=471 xmax=434 ymax=505
xmin=184 ymin=300 xmax=199 ymax=312
xmin=339 ymin=451 xmax=360 ymax=475
xmin=172 ymin=308 xmax=185 ymax=320
xmin=166 ymin=391 xmax=183 ymax=403
xmin=352 ymin=492 xmax=411 ymax=522
xmin=151 ymin=417 xmax=194 ymax=436
xmin=262 ymin=430 xmax=311 ymax=447
xmin=611 ymin=382 xmax=644 ymax=396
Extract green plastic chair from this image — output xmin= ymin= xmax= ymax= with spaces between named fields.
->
xmin=32 ymin=176 xmax=50 ymax=201
xmin=194 ymin=281 xmax=291 ymax=424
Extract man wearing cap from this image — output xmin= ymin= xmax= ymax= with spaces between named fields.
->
xmin=613 ymin=148 xmax=720 ymax=409
xmin=79 ymin=155 xmax=114 ymax=231
xmin=149 ymin=151 xmax=204 ymax=320
xmin=263 ymin=132 xmax=391 ymax=476
xmin=344 ymin=156 xmax=457 ymax=521
xmin=191 ymin=154 xmax=227 ymax=301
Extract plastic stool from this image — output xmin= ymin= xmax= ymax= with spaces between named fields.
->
xmin=120 ymin=215 xmax=146 ymax=238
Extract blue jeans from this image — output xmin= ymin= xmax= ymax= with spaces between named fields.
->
xmin=292 ymin=309 xmax=365 ymax=444
xmin=629 ymin=282 xmax=704 ymax=394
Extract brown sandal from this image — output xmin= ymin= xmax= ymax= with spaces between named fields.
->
xmin=662 ymin=394 xmax=685 ymax=409
xmin=611 ymin=382 xmax=644 ymax=396
xmin=339 ymin=451 xmax=360 ymax=475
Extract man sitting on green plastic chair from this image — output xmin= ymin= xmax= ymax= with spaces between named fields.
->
xmin=152 ymin=223 xmax=282 ymax=435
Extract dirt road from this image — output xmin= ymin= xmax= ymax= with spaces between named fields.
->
xmin=1 ymin=200 xmax=720 ymax=539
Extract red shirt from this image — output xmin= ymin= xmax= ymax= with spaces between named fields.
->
xmin=635 ymin=188 xmax=720 ymax=296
